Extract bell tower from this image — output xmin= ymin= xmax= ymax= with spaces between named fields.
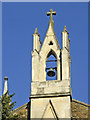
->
xmin=30 ymin=9 xmax=71 ymax=119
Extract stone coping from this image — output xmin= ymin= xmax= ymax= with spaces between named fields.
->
xmin=30 ymin=92 xmax=71 ymax=99
xmin=11 ymin=103 xmax=28 ymax=114
xmin=72 ymin=99 xmax=90 ymax=107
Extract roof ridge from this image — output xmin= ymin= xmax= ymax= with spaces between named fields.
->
xmin=72 ymin=99 xmax=90 ymax=107
xmin=11 ymin=103 xmax=28 ymax=113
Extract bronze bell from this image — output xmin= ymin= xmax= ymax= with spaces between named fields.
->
xmin=47 ymin=68 xmax=55 ymax=77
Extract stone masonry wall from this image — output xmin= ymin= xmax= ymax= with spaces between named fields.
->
xmin=12 ymin=99 xmax=90 ymax=119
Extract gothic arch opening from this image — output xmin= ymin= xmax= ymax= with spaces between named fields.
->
xmin=46 ymin=50 xmax=57 ymax=81
xmin=47 ymin=50 xmax=57 ymax=59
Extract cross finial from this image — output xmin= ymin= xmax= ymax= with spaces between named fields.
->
xmin=47 ymin=9 xmax=56 ymax=21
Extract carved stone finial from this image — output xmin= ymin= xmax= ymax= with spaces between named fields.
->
xmin=34 ymin=28 xmax=38 ymax=34
xmin=4 ymin=76 xmax=8 ymax=80
xmin=63 ymin=25 xmax=69 ymax=34
xmin=3 ymin=77 xmax=8 ymax=95
xmin=64 ymin=25 xmax=67 ymax=31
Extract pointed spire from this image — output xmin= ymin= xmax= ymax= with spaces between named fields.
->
xmin=34 ymin=28 xmax=38 ymax=34
xmin=46 ymin=9 xmax=56 ymax=35
xmin=3 ymin=77 xmax=8 ymax=95
xmin=64 ymin=25 xmax=67 ymax=31
xmin=34 ymin=28 xmax=40 ymax=36
xmin=63 ymin=25 xmax=69 ymax=34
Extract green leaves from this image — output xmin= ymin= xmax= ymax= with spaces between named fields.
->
xmin=1 ymin=91 xmax=18 ymax=120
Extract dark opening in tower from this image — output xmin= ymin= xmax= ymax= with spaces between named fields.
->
xmin=46 ymin=50 xmax=57 ymax=81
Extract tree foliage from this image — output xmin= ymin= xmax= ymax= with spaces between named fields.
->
xmin=0 ymin=91 xmax=18 ymax=120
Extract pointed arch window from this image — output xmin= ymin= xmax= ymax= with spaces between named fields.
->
xmin=46 ymin=50 xmax=57 ymax=81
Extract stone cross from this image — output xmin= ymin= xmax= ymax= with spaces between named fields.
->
xmin=47 ymin=9 xmax=56 ymax=20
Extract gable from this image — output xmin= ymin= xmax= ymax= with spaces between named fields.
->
xmin=40 ymin=17 xmax=60 ymax=56
xmin=42 ymin=100 xmax=58 ymax=119
xmin=12 ymin=99 xmax=90 ymax=119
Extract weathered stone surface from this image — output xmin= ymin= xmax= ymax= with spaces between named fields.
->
xmin=30 ymin=9 xmax=71 ymax=119
xmin=30 ymin=96 xmax=71 ymax=118
xmin=31 ymin=80 xmax=71 ymax=96
xmin=12 ymin=99 xmax=89 ymax=119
